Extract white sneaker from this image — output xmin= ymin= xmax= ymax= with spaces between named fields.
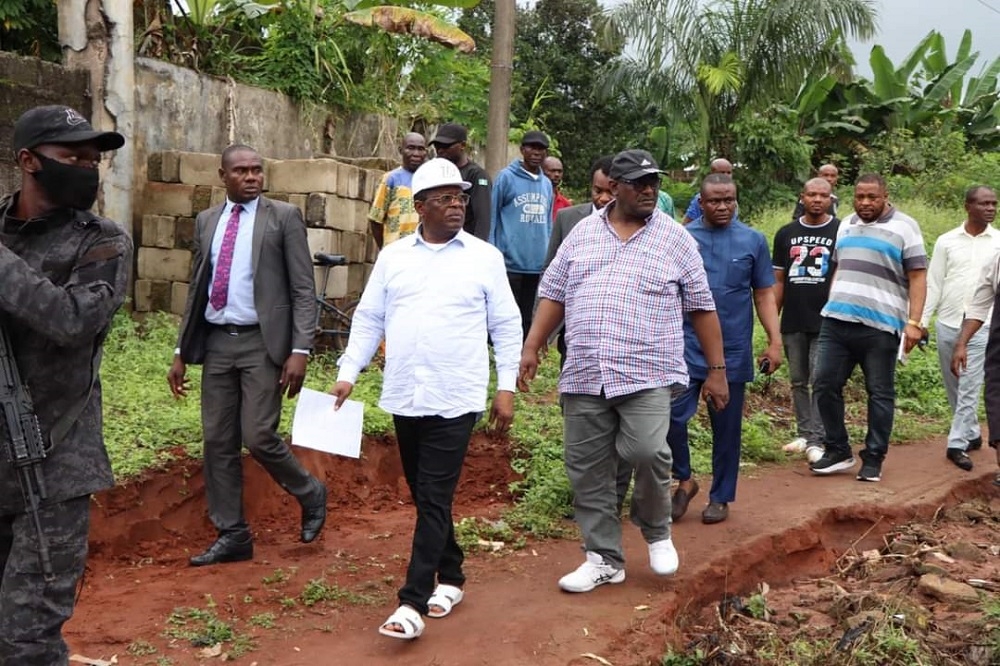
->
xmin=783 ymin=437 xmax=808 ymax=453
xmin=648 ymin=538 xmax=679 ymax=576
xmin=805 ymin=445 xmax=824 ymax=463
xmin=558 ymin=551 xmax=625 ymax=593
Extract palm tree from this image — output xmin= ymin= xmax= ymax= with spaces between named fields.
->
xmin=598 ymin=0 xmax=878 ymax=163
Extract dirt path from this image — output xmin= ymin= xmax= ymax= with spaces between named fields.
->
xmin=64 ymin=435 xmax=996 ymax=665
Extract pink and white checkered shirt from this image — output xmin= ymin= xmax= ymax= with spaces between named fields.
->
xmin=539 ymin=205 xmax=715 ymax=398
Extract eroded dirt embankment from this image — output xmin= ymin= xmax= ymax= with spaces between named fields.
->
xmin=592 ymin=476 xmax=997 ymax=666
xmin=69 ymin=436 xmax=994 ymax=666
xmin=87 ymin=432 xmax=517 ymax=560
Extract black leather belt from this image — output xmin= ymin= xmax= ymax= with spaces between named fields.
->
xmin=210 ymin=323 xmax=260 ymax=336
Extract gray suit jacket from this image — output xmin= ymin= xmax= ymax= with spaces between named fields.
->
xmin=544 ymin=203 xmax=593 ymax=269
xmin=177 ymin=196 xmax=316 ymax=366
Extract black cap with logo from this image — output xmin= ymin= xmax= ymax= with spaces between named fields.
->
xmin=430 ymin=122 xmax=468 ymax=146
xmin=12 ymin=105 xmax=125 ymax=154
xmin=609 ymin=149 xmax=665 ymax=181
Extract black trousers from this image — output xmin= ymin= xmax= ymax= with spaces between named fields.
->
xmin=507 ymin=272 xmax=541 ymax=341
xmin=393 ymin=412 xmax=478 ymax=615
xmin=0 ymin=495 xmax=90 ymax=665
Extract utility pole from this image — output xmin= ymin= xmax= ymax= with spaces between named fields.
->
xmin=486 ymin=0 xmax=515 ymax=178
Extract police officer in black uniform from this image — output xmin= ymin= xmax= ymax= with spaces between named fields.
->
xmin=0 ymin=106 xmax=132 ymax=665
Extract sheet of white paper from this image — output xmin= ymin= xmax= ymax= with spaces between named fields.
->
xmin=897 ymin=333 xmax=908 ymax=365
xmin=291 ymin=388 xmax=364 ymax=458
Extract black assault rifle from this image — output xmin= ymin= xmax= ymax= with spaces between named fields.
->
xmin=0 ymin=323 xmax=53 ymax=579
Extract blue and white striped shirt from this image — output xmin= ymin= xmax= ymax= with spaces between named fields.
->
xmin=821 ymin=206 xmax=927 ymax=334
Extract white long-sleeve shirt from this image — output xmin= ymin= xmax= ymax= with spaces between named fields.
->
xmin=965 ymin=246 xmax=1000 ymax=323
xmin=920 ymin=222 xmax=1000 ymax=328
xmin=337 ymin=228 xmax=523 ymax=418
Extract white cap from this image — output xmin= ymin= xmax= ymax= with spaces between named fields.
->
xmin=411 ymin=158 xmax=471 ymax=198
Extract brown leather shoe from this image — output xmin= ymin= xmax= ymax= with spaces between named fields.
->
xmin=671 ymin=479 xmax=699 ymax=521
xmin=701 ymin=502 xmax=729 ymax=525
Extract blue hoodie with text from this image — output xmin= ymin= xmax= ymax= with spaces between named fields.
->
xmin=489 ymin=159 xmax=554 ymax=274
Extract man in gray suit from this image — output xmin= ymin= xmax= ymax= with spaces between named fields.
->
xmin=168 ymin=144 xmax=327 ymax=566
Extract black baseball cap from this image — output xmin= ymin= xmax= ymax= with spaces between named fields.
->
xmin=521 ymin=130 xmax=549 ymax=148
xmin=430 ymin=122 xmax=468 ymax=146
xmin=609 ymin=149 xmax=665 ymax=181
xmin=12 ymin=105 xmax=125 ymax=154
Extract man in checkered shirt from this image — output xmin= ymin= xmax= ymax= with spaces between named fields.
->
xmin=519 ymin=149 xmax=728 ymax=593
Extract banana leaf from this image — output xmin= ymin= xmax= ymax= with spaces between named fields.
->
xmin=344 ymin=7 xmax=476 ymax=53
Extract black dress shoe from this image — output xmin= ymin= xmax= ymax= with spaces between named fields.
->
xmin=189 ymin=536 xmax=253 ymax=567
xmin=301 ymin=485 xmax=328 ymax=543
xmin=968 ymin=437 xmax=983 ymax=452
xmin=946 ymin=448 xmax=974 ymax=471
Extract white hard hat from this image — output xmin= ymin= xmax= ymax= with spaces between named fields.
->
xmin=411 ymin=158 xmax=471 ymax=198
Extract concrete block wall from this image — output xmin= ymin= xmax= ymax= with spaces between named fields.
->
xmin=135 ymin=150 xmax=383 ymax=314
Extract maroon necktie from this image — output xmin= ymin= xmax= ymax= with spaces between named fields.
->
xmin=209 ymin=204 xmax=242 ymax=311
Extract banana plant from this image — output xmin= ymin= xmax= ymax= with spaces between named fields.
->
xmin=800 ymin=30 xmax=1000 ymax=152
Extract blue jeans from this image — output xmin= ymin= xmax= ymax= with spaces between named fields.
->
xmin=813 ymin=318 xmax=898 ymax=462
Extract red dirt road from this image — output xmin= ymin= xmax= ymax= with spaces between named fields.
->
xmin=65 ymin=435 xmax=997 ymax=665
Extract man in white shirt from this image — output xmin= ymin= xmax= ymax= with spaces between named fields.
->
xmin=330 ymin=158 xmax=522 ymax=640
xmin=922 ymin=186 xmax=1000 ymax=471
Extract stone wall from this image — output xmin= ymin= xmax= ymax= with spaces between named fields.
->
xmin=131 ymin=58 xmax=400 ymax=235
xmin=134 ymin=150 xmax=382 ymax=314
xmin=0 ymin=52 xmax=90 ymax=197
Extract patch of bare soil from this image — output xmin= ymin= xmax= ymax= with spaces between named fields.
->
xmin=66 ymin=434 xmax=996 ymax=666
xmin=661 ymin=497 xmax=1000 ymax=666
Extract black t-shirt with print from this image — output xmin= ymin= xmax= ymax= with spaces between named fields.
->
xmin=772 ymin=216 xmax=841 ymax=334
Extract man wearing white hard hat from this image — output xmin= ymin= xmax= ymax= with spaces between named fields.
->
xmin=331 ymin=158 xmax=523 ymax=640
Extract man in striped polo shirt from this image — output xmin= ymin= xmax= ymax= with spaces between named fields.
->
xmin=810 ymin=173 xmax=927 ymax=482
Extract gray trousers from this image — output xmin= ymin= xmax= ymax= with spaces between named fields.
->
xmin=782 ymin=331 xmax=824 ymax=446
xmin=936 ymin=321 xmax=988 ymax=450
xmin=562 ymin=388 xmax=673 ymax=569
xmin=202 ymin=327 xmax=323 ymax=537
xmin=0 ymin=495 xmax=90 ymax=665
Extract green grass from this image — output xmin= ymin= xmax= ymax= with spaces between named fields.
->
xmin=454 ymin=516 xmax=526 ymax=552
xmin=101 ymin=312 xmax=388 ymax=479
xmin=165 ymin=605 xmax=238 ymax=645
xmin=299 ymin=577 xmax=379 ymax=606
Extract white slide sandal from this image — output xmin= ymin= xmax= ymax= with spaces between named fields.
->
xmin=427 ymin=584 xmax=464 ymax=619
xmin=378 ymin=605 xmax=425 ymax=640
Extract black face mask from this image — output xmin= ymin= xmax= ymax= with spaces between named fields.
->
xmin=30 ymin=152 xmax=100 ymax=211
